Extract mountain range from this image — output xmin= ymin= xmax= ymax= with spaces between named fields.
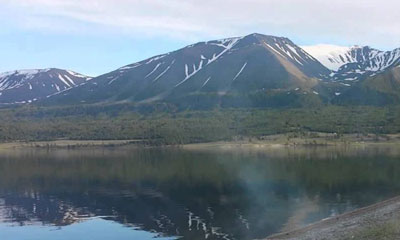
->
xmin=1 ymin=33 xmax=400 ymax=108
xmin=303 ymin=44 xmax=400 ymax=81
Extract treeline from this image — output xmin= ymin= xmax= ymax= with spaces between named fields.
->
xmin=0 ymin=104 xmax=399 ymax=144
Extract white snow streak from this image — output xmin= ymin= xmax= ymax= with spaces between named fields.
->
xmin=153 ymin=60 xmax=175 ymax=82
xmin=232 ymin=62 xmax=247 ymax=81
xmin=108 ymin=77 xmax=119 ymax=85
xmin=174 ymin=38 xmax=242 ymax=88
xmin=58 ymin=74 xmax=71 ymax=87
xmin=146 ymin=54 xmax=166 ymax=64
xmin=63 ymin=75 xmax=76 ymax=85
xmin=118 ymin=63 xmax=142 ymax=71
xmin=265 ymin=43 xmax=287 ymax=59
xmin=66 ymin=70 xmax=89 ymax=79
xmin=286 ymin=44 xmax=302 ymax=60
xmin=207 ymin=37 xmax=242 ymax=65
xmin=145 ymin=63 xmax=162 ymax=78
xmin=175 ymin=60 xmax=204 ymax=87
xmin=202 ymin=77 xmax=211 ymax=88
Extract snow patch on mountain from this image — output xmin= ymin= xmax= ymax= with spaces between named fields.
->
xmin=207 ymin=37 xmax=242 ymax=65
xmin=302 ymin=44 xmax=356 ymax=71
xmin=303 ymin=44 xmax=400 ymax=84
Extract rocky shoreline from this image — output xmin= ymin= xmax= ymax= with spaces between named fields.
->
xmin=265 ymin=196 xmax=400 ymax=240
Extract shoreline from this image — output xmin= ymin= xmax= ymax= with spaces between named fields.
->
xmin=182 ymin=133 xmax=400 ymax=150
xmin=265 ymin=196 xmax=400 ymax=240
xmin=0 ymin=139 xmax=143 ymax=150
xmin=1 ymin=133 xmax=400 ymax=150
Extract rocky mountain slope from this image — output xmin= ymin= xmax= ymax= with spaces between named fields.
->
xmin=44 ymin=33 xmax=330 ymax=107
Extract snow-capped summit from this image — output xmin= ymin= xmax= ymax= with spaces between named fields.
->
xmin=0 ymin=68 xmax=91 ymax=104
xmin=302 ymin=44 xmax=359 ymax=71
xmin=303 ymin=44 xmax=400 ymax=84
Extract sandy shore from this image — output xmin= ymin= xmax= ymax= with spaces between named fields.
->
xmin=265 ymin=196 xmax=400 ymax=240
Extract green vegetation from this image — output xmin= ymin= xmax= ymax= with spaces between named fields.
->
xmin=1 ymin=104 xmax=400 ymax=144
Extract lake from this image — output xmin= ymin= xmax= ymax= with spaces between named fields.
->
xmin=1 ymin=145 xmax=400 ymax=240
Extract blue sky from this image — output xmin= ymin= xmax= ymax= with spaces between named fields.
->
xmin=0 ymin=28 xmax=187 ymax=77
xmin=1 ymin=0 xmax=400 ymax=76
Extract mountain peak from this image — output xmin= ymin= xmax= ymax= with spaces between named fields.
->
xmin=43 ymin=33 xmax=330 ymax=106
xmin=302 ymin=44 xmax=386 ymax=72
xmin=244 ymin=33 xmax=291 ymax=43
xmin=0 ymin=68 xmax=90 ymax=104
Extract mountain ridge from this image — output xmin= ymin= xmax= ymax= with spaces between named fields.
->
xmin=42 ymin=33 xmax=331 ymax=107
xmin=2 ymin=33 xmax=400 ymax=108
xmin=303 ymin=44 xmax=400 ymax=84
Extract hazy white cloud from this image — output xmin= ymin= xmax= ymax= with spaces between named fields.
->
xmin=2 ymin=0 xmax=400 ymax=48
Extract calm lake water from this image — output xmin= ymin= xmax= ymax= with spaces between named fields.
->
xmin=1 ymin=145 xmax=400 ymax=240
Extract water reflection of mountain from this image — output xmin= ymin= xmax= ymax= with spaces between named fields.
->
xmin=0 ymin=147 xmax=400 ymax=239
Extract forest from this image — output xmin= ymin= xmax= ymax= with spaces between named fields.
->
xmin=0 ymin=103 xmax=399 ymax=144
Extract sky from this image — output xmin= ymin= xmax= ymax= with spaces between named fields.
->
xmin=1 ymin=0 xmax=400 ymax=76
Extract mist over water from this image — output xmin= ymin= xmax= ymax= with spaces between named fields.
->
xmin=0 ymin=146 xmax=400 ymax=240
